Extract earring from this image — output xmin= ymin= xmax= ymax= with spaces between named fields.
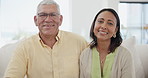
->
xmin=113 ymin=34 xmax=116 ymax=38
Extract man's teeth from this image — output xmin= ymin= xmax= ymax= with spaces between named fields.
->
xmin=48 ymin=25 xmax=54 ymax=26
xmin=44 ymin=25 xmax=54 ymax=27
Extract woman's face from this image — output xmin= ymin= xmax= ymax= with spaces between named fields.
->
xmin=93 ymin=11 xmax=118 ymax=41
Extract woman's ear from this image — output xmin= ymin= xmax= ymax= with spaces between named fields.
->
xmin=113 ymin=27 xmax=118 ymax=38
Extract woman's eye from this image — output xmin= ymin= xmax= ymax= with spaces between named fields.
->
xmin=108 ymin=23 xmax=113 ymax=25
xmin=98 ymin=21 xmax=103 ymax=23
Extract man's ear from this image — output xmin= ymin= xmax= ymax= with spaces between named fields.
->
xmin=34 ymin=16 xmax=38 ymax=26
xmin=59 ymin=15 xmax=63 ymax=26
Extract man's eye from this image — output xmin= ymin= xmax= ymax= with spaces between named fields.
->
xmin=40 ymin=14 xmax=47 ymax=16
xmin=50 ymin=13 xmax=57 ymax=16
xmin=108 ymin=23 xmax=113 ymax=25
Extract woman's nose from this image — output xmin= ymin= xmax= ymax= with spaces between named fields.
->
xmin=100 ymin=23 xmax=107 ymax=29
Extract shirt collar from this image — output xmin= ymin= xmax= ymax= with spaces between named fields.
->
xmin=37 ymin=30 xmax=62 ymax=47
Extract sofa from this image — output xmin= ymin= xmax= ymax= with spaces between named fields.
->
xmin=136 ymin=44 xmax=148 ymax=78
xmin=0 ymin=37 xmax=147 ymax=78
xmin=121 ymin=36 xmax=147 ymax=78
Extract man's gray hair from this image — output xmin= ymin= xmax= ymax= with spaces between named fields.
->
xmin=37 ymin=0 xmax=60 ymax=14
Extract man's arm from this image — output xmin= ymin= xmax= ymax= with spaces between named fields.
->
xmin=4 ymin=44 xmax=27 ymax=78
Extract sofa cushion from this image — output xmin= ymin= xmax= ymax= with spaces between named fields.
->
xmin=122 ymin=36 xmax=145 ymax=78
xmin=135 ymin=44 xmax=148 ymax=78
xmin=0 ymin=43 xmax=18 ymax=78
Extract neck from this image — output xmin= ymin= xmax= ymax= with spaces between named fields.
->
xmin=96 ymin=39 xmax=110 ymax=54
xmin=39 ymin=33 xmax=57 ymax=48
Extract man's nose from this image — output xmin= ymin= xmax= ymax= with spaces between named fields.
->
xmin=44 ymin=15 xmax=54 ymax=22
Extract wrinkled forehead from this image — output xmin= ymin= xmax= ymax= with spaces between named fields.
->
xmin=37 ymin=4 xmax=60 ymax=14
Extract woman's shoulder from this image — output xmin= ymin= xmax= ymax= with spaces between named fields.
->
xmin=82 ymin=47 xmax=92 ymax=54
xmin=116 ymin=45 xmax=131 ymax=55
xmin=115 ymin=45 xmax=132 ymax=60
xmin=80 ymin=47 xmax=92 ymax=59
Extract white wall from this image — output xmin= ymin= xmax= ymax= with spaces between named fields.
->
xmin=71 ymin=0 xmax=119 ymax=41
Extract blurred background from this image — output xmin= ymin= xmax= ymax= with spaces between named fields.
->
xmin=0 ymin=0 xmax=148 ymax=48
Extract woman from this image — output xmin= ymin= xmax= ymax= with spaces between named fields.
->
xmin=80 ymin=8 xmax=135 ymax=78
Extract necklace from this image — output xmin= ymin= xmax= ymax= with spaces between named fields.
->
xmin=100 ymin=55 xmax=106 ymax=77
xmin=100 ymin=56 xmax=106 ymax=64
xmin=96 ymin=47 xmax=109 ymax=64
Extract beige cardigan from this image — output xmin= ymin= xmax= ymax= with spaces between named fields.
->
xmin=80 ymin=46 xmax=135 ymax=78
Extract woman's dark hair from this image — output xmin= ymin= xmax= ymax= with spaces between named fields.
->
xmin=90 ymin=8 xmax=122 ymax=52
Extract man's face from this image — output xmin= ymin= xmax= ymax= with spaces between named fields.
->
xmin=34 ymin=4 xmax=63 ymax=37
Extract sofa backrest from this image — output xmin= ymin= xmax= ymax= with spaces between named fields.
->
xmin=135 ymin=44 xmax=148 ymax=78
xmin=0 ymin=42 xmax=18 ymax=78
xmin=122 ymin=36 xmax=145 ymax=78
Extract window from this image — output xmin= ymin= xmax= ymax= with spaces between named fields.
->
xmin=119 ymin=2 xmax=148 ymax=44
xmin=0 ymin=0 xmax=71 ymax=47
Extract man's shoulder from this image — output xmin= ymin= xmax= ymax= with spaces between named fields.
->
xmin=60 ymin=30 xmax=85 ymax=40
xmin=60 ymin=30 xmax=79 ymax=36
xmin=17 ymin=34 xmax=38 ymax=45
